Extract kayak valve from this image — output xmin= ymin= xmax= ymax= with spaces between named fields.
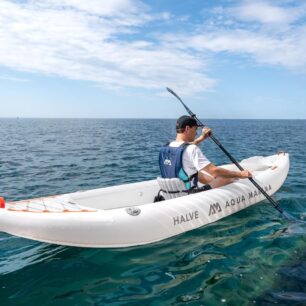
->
xmin=0 ymin=197 xmax=5 ymax=209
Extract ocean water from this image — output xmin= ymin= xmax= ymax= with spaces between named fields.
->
xmin=0 ymin=118 xmax=306 ymax=306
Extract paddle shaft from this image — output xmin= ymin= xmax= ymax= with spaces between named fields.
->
xmin=166 ymin=87 xmax=284 ymax=215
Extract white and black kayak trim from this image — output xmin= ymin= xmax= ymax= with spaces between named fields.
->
xmin=0 ymin=153 xmax=289 ymax=248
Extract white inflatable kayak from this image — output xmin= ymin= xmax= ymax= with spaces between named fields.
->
xmin=0 ymin=153 xmax=289 ymax=248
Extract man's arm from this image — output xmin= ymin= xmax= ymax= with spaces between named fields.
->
xmin=190 ymin=127 xmax=212 ymax=145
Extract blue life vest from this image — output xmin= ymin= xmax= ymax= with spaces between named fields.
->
xmin=159 ymin=143 xmax=198 ymax=189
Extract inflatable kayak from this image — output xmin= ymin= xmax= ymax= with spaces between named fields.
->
xmin=0 ymin=153 xmax=289 ymax=248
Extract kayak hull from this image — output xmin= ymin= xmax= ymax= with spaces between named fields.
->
xmin=0 ymin=153 xmax=289 ymax=248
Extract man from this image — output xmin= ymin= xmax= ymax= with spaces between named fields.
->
xmin=159 ymin=115 xmax=252 ymax=191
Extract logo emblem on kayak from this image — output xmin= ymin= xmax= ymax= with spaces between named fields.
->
xmin=126 ymin=207 xmax=141 ymax=216
xmin=164 ymin=159 xmax=172 ymax=166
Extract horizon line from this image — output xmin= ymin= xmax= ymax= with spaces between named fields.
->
xmin=0 ymin=117 xmax=305 ymax=120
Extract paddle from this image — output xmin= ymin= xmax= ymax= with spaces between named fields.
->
xmin=166 ymin=87 xmax=292 ymax=219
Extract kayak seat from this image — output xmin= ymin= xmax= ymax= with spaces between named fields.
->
xmin=156 ymin=177 xmax=188 ymax=201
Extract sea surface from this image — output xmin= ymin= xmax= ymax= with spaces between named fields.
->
xmin=0 ymin=118 xmax=306 ymax=306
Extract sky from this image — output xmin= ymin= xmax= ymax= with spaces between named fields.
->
xmin=1 ymin=0 xmax=306 ymax=119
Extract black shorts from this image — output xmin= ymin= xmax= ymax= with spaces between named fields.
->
xmin=201 ymin=184 xmax=212 ymax=191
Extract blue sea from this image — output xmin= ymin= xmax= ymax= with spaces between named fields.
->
xmin=0 ymin=118 xmax=306 ymax=306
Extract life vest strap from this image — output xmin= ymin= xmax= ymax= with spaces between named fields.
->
xmin=156 ymin=177 xmax=211 ymax=202
xmin=159 ymin=189 xmax=189 ymax=194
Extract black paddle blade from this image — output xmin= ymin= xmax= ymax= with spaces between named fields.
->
xmin=166 ymin=87 xmax=183 ymax=103
xmin=166 ymin=87 xmax=194 ymax=117
xmin=166 ymin=87 xmax=204 ymax=127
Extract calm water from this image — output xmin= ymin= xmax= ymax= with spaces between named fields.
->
xmin=0 ymin=118 xmax=306 ymax=306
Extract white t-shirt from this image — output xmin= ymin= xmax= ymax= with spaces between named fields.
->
xmin=169 ymin=141 xmax=211 ymax=179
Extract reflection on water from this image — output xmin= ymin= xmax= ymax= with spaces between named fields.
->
xmin=0 ymin=236 xmax=66 ymax=275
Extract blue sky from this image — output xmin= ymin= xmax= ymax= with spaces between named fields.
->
xmin=1 ymin=0 xmax=306 ymax=119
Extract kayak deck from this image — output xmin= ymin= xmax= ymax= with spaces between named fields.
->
xmin=6 ymin=154 xmax=284 ymax=212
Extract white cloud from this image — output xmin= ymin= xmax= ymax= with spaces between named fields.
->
xmin=2 ymin=0 xmax=306 ymax=96
xmin=232 ymin=1 xmax=298 ymax=24
xmin=160 ymin=1 xmax=306 ymax=71
xmin=186 ymin=30 xmax=306 ymax=68
xmin=0 ymin=75 xmax=29 ymax=82
xmin=0 ymin=0 xmax=215 ymax=95
xmin=35 ymin=0 xmax=147 ymax=16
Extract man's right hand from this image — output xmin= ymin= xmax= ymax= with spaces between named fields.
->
xmin=240 ymin=170 xmax=252 ymax=178
xmin=201 ymin=127 xmax=212 ymax=138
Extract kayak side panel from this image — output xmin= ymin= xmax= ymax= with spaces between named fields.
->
xmin=0 ymin=154 xmax=289 ymax=248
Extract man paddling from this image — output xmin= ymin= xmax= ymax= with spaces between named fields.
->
xmin=159 ymin=115 xmax=252 ymax=191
